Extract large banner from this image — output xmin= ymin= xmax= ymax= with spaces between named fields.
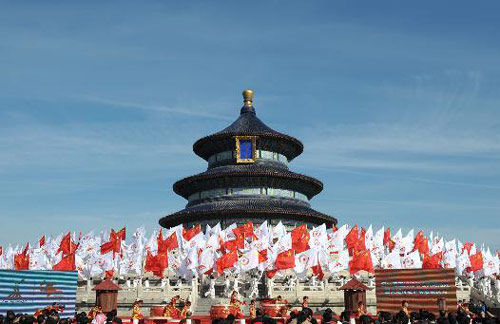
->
xmin=0 ymin=270 xmax=78 ymax=318
xmin=375 ymin=268 xmax=457 ymax=315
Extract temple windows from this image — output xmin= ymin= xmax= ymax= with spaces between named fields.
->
xmin=187 ymin=187 xmax=309 ymax=203
xmin=208 ymin=149 xmax=289 ymax=167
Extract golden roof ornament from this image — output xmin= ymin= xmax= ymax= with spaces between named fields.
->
xmin=242 ymin=89 xmax=254 ymax=107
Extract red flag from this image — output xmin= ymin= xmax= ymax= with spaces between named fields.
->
xmin=423 ymin=252 xmax=443 ymax=269
xmin=413 ymin=231 xmax=429 ymax=255
xmin=291 ymin=224 xmax=310 ymax=253
xmin=383 ymin=227 xmax=391 ymax=246
xmin=258 ymin=249 xmax=268 ymax=263
xmin=354 ymin=227 xmax=366 ymax=252
xmin=345 ymin=225 xmax=359 ymax=255
xmin=183 ymin=224 xmax=201 ymax=241
xmin=468 ymin=252 xmax=483 ymax=272
xmin=462 ymin=242 xmax=474 ymax=255
xmin=266 ymin=269 xmax=278 ymax=279
xmin=101 ymin=228 xmax=125 ymax=256
xmin=158 ymin=231 xmax=179 ymax=253
xmin=58 ymin=232 xmax=78 ymax=256
xmin=216 ymin=250 xmax=238 ymax=275
xmin=39 ymin=236 xmax=46 ymax=248
xmin=349 ymin=250 xmax=374 ymax=275
xmin=116 ymin=227 xmax=126 ymax=240
xmin=145 ymin=251 xmax=168 ymax=278
xmin=0 ymin=246 xmax=2 ymax=257
xmin=53 ymin=252 xmax=76 ymax=271
xmin=276 ymin=250 xmax=295 ymax=269
xmin=223 ymin=235 xmax=244 ymax=252
xmin=233 ymin=222 xmax=254 ymax=239
xmin=383 ymin=227 xmax=395 ymax=251
xmin=312 ymin=264 xmax=324 ymax=280
xmin=14 ymin=243 xmax=30 ymax=270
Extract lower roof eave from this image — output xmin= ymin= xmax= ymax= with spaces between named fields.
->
xmin=159 ymin=209 xmax=337 ymax=229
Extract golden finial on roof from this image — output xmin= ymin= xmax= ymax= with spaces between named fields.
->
xmin=242 ymin=89 xmax=254 ymax=107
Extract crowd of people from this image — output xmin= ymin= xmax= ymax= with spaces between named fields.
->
xmin=0 ymin=297 xmax=498 ymax=324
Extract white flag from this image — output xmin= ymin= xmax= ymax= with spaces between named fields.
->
xmin=402 ymin=251 xmax=422 ymax=269
xmin=456 ymin=252 xmax=471 ymax=275
xmin=255 ymin=221 xmax=269 ymax=240
xmin=198 ymin=249 xmax=216 ymax=274
xmin=442 ymin=251 xmax=456 ymax=269
xmin=374 ymin=226 xmax=385 ymax=250
xmin=365 ymin=225 xmax=374 ymax=251
xmin=273 ymin=232 xmax=292 ymax=254
xmin=272 ymin=221 xmax=286 ymax=240
xmin=328 ymin=249 xmax=349 ymax=274
xmin=483 ymin=253 xmax=499 ymax=276
xmin=309 ymin=224 xmax=328 ymax=249
xmin=238 ymin=249 xmax=259 ymax=273
xmin=382 ymin=250 xmax=402 ymax=269
xmin=295 ymin=248 xmax=318 ymax=274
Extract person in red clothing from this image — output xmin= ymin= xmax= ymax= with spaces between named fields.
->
xmin=132 ymin=300 xmax=144 ymax=324
xmin=230 ymin=291 xmax=245 ymax=318
xmin=87 ymin=305 xmax=102 ymax=320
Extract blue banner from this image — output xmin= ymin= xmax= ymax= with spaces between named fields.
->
xmin=0 ymin=270 xmax=78 ymax=318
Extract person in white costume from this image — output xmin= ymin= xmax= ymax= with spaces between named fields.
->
xmin=267 ymin=277 xmax=275 ymax=297
xmin=204 ymin=275 xmax=216 ymax=299
xmin=495 ymin=276 xmax=500 ymax=301
xmin=285 ymin=276 xmax=296 ymax=291
xmin=224 ymin=275 xmax=232 ymax=297
xmin=233 ymin=275 xmax=241 ymax=295
xmin=249 ymin=276 xmax=260 ymax=299
xmin=174 ymin=276 xmax=183 ymax=291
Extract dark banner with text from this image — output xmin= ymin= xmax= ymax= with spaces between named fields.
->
xmin=375 ymin=268 xmax=457 ymax=315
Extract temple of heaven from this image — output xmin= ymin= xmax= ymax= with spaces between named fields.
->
xmin=159 ymin=90 xmax=337 ymax=229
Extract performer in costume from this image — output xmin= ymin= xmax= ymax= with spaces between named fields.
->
xmin=401 ymin=300 xmax=410 ymax=317
xmin=275 ymin=295 xmax=288 ymax=304
xmin=132 ymin=300 xmax=144 ymax=324
xmin=356 ymin=301 xmax=367 ymax=318
xmin=233 ymin=275 xmax=241 ymax=295
xmin=88 ymin=305 xmax=102 ymax=320
xmin=35 ymin=302 xmax=61 ymax=317
xmin=229 ymin=290 xmax=245 ymax=318
xmin=164 ymin=295 xmax=182 ymax=318
xmin=180 ymin=301 xmax=192 ymax=318
xmin=249 ymin=276 xmax=259 ymax=299
xmin=302 ymin=296 xmax=309 ymax=308
xmin=224 ymin=275 xmax=231 ymax=297
xmin=204 ymin=275 xmax=216 ymax=299
xmin=249 ymin=300 xmax=257 ymax=319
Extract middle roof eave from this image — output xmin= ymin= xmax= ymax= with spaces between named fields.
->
xmin=173 ymin=165 xmax=323 ymax=200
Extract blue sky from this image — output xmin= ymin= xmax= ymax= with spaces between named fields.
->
xmin=1 ymin=1 xmax=499 ymax=250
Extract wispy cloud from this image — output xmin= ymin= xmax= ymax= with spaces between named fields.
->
xmin=79 ymin=96 xmax=234 ymax=122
